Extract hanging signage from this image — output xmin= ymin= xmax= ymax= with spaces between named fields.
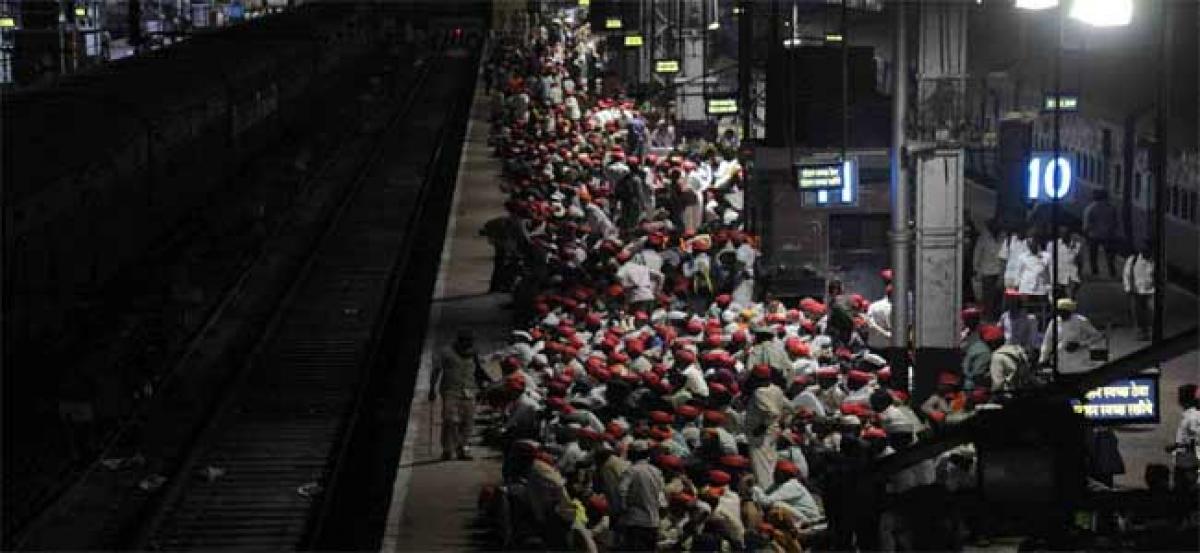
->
xmin=655 ymin=60 xmax=680 ymax=73
xmin=706 ymin=98 xmax=738 ymax=115
xmin=624 ymin=35 xmax=643 ymax=47
xmin=0 ymin=17 xmax=16 ymax=28
xmin=1027 ymin=152 xmax=1073 ymax=200
xmin=1070 ymin=375 xmax=1160 ymax=424
xmin=605 ymin=18 xmax=622 ymax=29
xmin=795 ymin=160 xmax=852 ymax=190
xmin=578 ymin=0 xmax=590 ymax=6
xmin=1043 ymin=93 xmax=1080 ymax=112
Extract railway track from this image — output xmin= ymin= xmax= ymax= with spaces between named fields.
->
xmin=122 ymin=50 xmax=478 ymax=550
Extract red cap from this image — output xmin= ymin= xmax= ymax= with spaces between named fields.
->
xmin=668 ymin=491 xmax=695 ymax=507
xmin=707 ymin=469 xmax=732 ymax=486
xmin=586 ymin=494 xmax=609 ymax=515
xmin=676 ymin=404 xmax=701 ymax=419
xmin=505 ymin=373 xmax=526 ymax=392
xmin=751 ymin=363 xmax=772 ymax=379
xmin=775 ymin=459 xmax=800 ymax=477
xmin=702 ymin=410 xmax=727 ymax=425
xmin=862 ymin=427 xmax=888 ymax=440
xmin=715 ymin=294 xmax=732 ymax=307
xmin=675 ymin=349 xmax=697 ymax=364
xmin=836 ymin=347 xmax=854 ymax=360
xmin=979 ymin=324 xmax=1004 ymax=343
xmin=816 ymin=366 xmax=840 ymax=379
xmin=877 ymin=366 xmax=892 ymax=381
xmin=606 ymin=421 xmax=625 ymax=439
xmin=960 ymin=306 xmax=982 ymax=321
xmin=719 ymin=454 xmax=751 ymax=469
xmin=547 ymin=396 xmax=568 ymax=411
xmin=708 ymin=382 xmax=729 ymax=396
xmin=785 ymin=338 xmax=810 ymax=357
xmin=656 ymin=454 xmax=684 ymax=471
xmin=881 ymin=268 xmax=894 ymax=282
xmin=649 ymin=410 xmax=673 ymax=425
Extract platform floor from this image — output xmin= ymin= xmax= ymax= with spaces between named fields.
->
xmin=379 ymin=66 xmax=508 ymax=552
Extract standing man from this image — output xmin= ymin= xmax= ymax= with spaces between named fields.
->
xmin=1082 ymin=190 xmax=1120 ymax=279
xmin=1122 ymin=247 xmax=1155 ymax=341
xmin=429 ymin=329 xmax=480 ymax=461
xmin=617 ymin=440 xmax=666 ymax=550
xmin=973 ymin=219 xmax=1004 ymax=318
xmin=865 ymin=285 xmax=893 ymax=351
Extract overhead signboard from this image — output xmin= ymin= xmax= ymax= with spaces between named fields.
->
xmin=654 ymin=59 xmax=680 ymax=74
xmin=0 ymin=17 xmax=15 ymax=28
xmin=706 ymin=98 xmax=738 ymax=115
xmin=1043 ymin=93 xmax=1079 ymax=112
xmin=578 ymin=0 xmax=590 ymax=6
xmin=605 ymin=18 xmax=622 ymax=29
xmin=795 ymin=161 xmax=849 ymax=190
xmin=1027 ymin=152 xmax=1073 ymax=201
xmin=624 ymin=35 xmax=643 ymax=47
xmin=1070 ymin=375 xmax=1160 ymax=424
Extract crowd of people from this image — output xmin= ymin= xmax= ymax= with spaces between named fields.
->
xmin=424 ymin=9 xmax=1196 ymax=553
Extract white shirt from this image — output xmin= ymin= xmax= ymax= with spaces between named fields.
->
xmin=678 ymin=364 xmax=709 ymax=398
xmin=1122 ymin=254 xmax=1155 ymax=295
xmin=616 ymin=262 xmax=662 ymax=304
xmin=1039 ymin=314 xmax=1103 ymax=374
xmin=1017 ymin=250 xmax=1051 ymax=296
xmin=1176 ymin=407 xmax=1200 ymax=466
xmin=752 ymin=480 xmax=822 ymax=523
xmin=1053 ymin=238 xmax=1082 ymax=285
xmin=865 ymin=297 xmax=892 ymax=350
xmin=1001 ymin=236 xmax=1031 ymax=288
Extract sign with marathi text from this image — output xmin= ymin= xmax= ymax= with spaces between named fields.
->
xmin=1070 ymin=376 xmax=1159 ymax=424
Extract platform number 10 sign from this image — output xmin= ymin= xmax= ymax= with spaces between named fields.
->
xmin=1027 ymin=154 xmax=1072 ymax=201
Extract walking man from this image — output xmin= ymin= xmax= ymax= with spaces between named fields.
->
xmin=429 ymin=329 xmax=480 ymax=461
xmin=1082 ymin=190 xmax=1120 ymax=278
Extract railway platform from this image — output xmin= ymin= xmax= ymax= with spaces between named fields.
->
xmin=380 ymin=63 xmax=508 ymax=553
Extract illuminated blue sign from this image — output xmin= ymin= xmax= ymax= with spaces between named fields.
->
xmin=815 ymin=159 xmax=857 ymax=205
xmin=1070 ymin=376 xmax=1159 ymax=424
xmin=1027 ymin=153 xmax=1072 ymax=201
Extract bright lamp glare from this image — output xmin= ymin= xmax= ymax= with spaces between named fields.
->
xmin=1015 ymin=0 xmax=1058 ymax=9
xmin=707 ymin=21 xmax=720 ymax=31
xmin=1069 ymin=0 xmax=1133 ymax=27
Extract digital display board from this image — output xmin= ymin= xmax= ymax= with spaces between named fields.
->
xmin=1043 ymin=94 xmax=1079 ymax=112
xmin=605 ymin=18 xmax=622 ymax=29
xmin=1070 ymin=376 xmax=1160 ymax=424
xmin=624 ymin=35 xmax=643 ymax=47
xmin=1027 ymin=152 xmax=1073 ymax=200
xmin=655 ymin=60 xmax=680 ymax=73
xmin=706 ymin=98 xmax=738 ymax=115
